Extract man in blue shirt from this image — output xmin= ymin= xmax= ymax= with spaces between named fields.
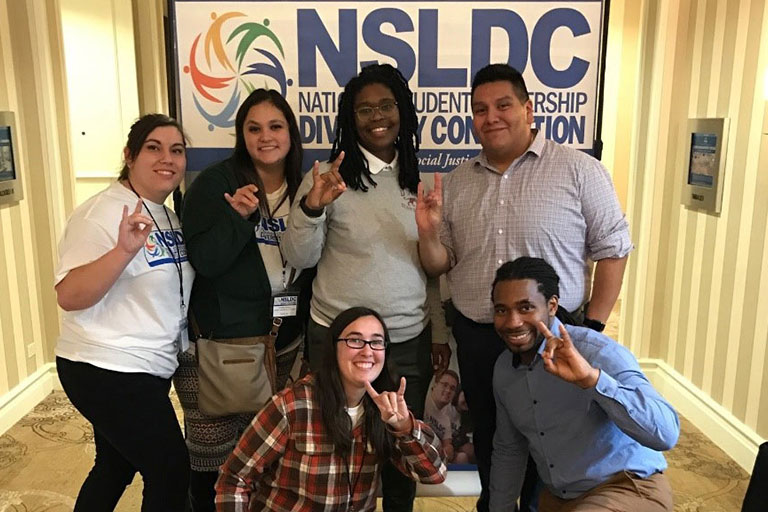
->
xmin=489 ymin=257 xmax=678 ymax=511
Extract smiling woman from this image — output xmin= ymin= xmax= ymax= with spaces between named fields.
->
xmin=281 ymin=65 xmax=436 ymax=509
xmin=215 ymin=307 xmax=447 ymax=512
xmin=53 ymin=114 xmax=195 ymax=511
xmin=119 ymin=124 xmax=186 ymax=204
xmin=175 ymin=88 xmax=314 ymax=512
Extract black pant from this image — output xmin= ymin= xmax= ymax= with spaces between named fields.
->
xmin=307 ymin=319 xmax=433 ymax=512
xmin=57 ymin=357 xmax=189 ymax=511
xmin=452 ymin=313 xmax=539 ymax=512
xmin=189 ymin=470 xmax=218 ymax=512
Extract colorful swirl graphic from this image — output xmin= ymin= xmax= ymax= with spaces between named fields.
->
xmin=183 ymin=12 xmax=291 ymax=132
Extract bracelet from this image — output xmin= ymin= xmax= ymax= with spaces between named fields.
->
xmin=299 ymin=195 xmax=324 ymax=218
xmin=583 ymin=317 xmax=606 ymax=332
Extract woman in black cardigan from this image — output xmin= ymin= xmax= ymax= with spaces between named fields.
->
xmin=174 ymin=89 xmax=311 ymax=512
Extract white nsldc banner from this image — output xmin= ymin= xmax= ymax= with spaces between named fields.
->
xmin=171 ymin=0 xmax=606 ymax=174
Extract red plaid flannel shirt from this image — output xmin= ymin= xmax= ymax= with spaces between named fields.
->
xmin=215 ymin=375 xmax=446 ymax=511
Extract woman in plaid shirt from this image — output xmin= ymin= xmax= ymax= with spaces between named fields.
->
xmin=216 ymin=307 xmax=446 ymax=511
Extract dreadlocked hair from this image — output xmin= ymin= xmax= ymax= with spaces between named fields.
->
xmin=329 ymin=63 xmax=420 ymax=194
xmin=492 ymin=257 xmax=577 ymax=325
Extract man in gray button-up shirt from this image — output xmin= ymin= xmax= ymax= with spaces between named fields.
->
xmin=415 ymin=64 xmax=632 ymax=512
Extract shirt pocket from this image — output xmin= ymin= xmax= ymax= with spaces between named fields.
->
xmin=282 ymin=434 xmax=338 ymax=496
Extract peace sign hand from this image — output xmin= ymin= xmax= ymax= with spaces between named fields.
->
xmin=537 ymin=321 xmax=600 ymax=389
xmin=117 ymin=200 xmax=154 ymax=256
xmin=416 ymin=172 xmax=443 ymax=239
xmin=365 ymin=377 xmax=413 ymax=433
xmin=304 ymin=152 xmax=346 ymax=210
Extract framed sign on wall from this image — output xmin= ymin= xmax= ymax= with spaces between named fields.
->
xmin=0 ymin=111 xmax=23 ymax=206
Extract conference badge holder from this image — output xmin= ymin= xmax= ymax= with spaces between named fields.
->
xmin=272 ymin=291 xmax=298 ymax=318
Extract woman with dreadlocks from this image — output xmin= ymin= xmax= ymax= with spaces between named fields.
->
xmin=282 ymin=64 xmax=435 ymax=511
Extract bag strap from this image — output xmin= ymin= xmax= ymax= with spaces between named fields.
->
xmin=189 ymin=311 xmax=202 ymax=340
xmin=270 ymin=317 xmax=283 ymax=338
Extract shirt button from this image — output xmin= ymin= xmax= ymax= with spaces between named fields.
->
xmin=539 ymin=432 xmax=544 ymax=436
xmin=503 ymin=175 xmax=509 ymax=179
xmin=498 ymin=259 xmax=503 ymax=265
xmin=533 ymin=400 xmax=538 ymax=404
xmin=497 ymin=229 xmax=503 ymax=234
xmin=500 ymin=199 xmax=505 ymax=205
xmin=549 ymin=464 xmax=554 ymax=468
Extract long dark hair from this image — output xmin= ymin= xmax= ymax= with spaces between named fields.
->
xmin=315 ymin=307 xmax=397 ymax=460
xmin=492 ymin=257 xmax=577 ymax=325
xmin=232 ymin=89 xmax=303 ymax=215
xmin=329 ymin=64 xmax=420 ymax=193
xmin=119 ymin=114 xmax=186 ymax=180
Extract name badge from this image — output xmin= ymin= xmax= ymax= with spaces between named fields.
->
xmin=177 ymin=307 xmax=190 ymax=352
xmin=272 ymin=291 xmax=299 ymax=318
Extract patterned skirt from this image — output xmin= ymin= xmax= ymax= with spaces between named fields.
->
xmin=172 ymin=336 xmax=303 ymax=471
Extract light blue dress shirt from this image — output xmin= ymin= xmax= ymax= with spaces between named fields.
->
xmin=489 ymin=318 xmax=679 ymax=510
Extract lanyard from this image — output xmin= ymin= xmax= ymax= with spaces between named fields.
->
xmin=127 ymin=180 xmax=185 ymax=308
xmin=266 ymin=190 xmax=295 ymax=290
xmin=342 ymin=432 xmax=366 ymax=512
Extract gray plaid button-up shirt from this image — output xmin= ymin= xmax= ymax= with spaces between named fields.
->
xmin=440 ymin=131 xmax=632 ymax=322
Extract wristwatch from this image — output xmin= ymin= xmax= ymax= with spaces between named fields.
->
xmin=583 ymin=317 xmax=606 ymax=332
xmin=299 ymin=195 xmax=324 ymax=218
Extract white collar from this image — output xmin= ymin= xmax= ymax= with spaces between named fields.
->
xmin=358 ymin=145 xmax=399 ymax=175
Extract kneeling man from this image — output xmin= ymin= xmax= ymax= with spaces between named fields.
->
xmin=490 ymin=257 xmax=679 ymax=511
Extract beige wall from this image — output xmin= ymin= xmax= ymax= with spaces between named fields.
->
xmin=0 ymin=0 xmax=74 ymax=395
xmin=60 ymin=0 xmax=139 ymax=200
xmin=0 ymin=0 xmax=166 ymax=416
xmin=608 ymin=0 xmax=768 ymax=441
xmin=60 ymin=0 xmax=168 ymax=206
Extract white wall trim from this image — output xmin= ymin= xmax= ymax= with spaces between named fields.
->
xmin=640 ymin=358 xmax=763 ymax=473
xmin=0 ymin=362 xmax=60 ymax=436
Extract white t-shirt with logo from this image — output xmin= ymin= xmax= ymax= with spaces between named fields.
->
xmin=253 ymin=180 xmax=300 ymax=293
xmin=424 ymin=394 xmax=460 ymax=442
xmin=55 ymin=181 xmax=194 ymax=378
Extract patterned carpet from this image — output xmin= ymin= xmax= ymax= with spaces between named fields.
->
xmin=0 ymin=390 xmax=751 ymax=511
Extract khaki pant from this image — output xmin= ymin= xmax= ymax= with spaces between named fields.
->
xmin=539 ymin=472 xmax=673 ymax=512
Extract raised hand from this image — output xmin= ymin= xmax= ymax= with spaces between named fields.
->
xmin=224 ymin=184 xmax=260 ymax=219
xmin=431 ymin=343 xmax=451 ymax=374
xmin=304 ymin=151 xmax=346 ymax=209
xmin=365 ymin=377 xmax=412 ymax=433
xmin=117 ymin=200 xmax=154 ymax=255
xmin=416 ymin=172 xmax=443 ymax=238
xmin=538 ymin=321 xmax=600 ymax=389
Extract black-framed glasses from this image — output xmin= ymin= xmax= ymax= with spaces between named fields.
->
xmin=354 ymin=102 xmax=398 ymax=121
xmin=336 ymin=337 xmax=387 ymax=351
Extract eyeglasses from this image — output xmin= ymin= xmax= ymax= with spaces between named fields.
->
xmin=337 ymin=337 xmax=387 ymax=351
xmin=354 ymin=102 xmax=398 ymax=121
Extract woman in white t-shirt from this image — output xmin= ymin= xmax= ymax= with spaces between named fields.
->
xmin=55 ymin=114 xmax=193 ymax=511
xmin=176 ymin=88 xmax=312 ymax=511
